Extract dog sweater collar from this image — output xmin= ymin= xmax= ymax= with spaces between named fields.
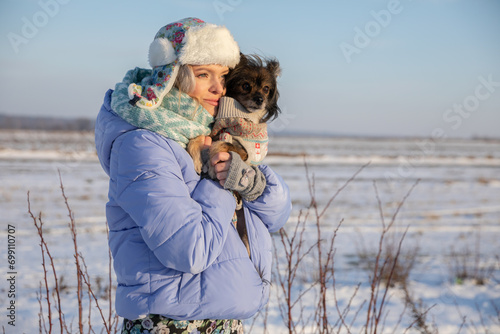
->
xmin=215 ymin=97 xmax=267 ymax=123
xmin=211 ymin=97 xmax=268 ymax=165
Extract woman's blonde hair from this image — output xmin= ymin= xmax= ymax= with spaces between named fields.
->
xmin=174 ymin=64 xmax=196 ymax=94
xmin=173 ymin=64 xmax=201 ymax=119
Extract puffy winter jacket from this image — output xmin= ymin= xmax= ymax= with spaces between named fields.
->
xmin=95 ymin=89 xmax=292 ymax=320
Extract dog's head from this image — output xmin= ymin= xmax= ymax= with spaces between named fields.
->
xmin=225 ymin=54 xmax=281 ymax=122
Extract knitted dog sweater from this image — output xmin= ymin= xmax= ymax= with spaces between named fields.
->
xmin=211 ymin=97 xmax=268 ymax=165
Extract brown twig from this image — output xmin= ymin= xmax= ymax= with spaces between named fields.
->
xmin=318 ymin=162 xmax=371 ymax=220
xmin=332 ymin=275 xmax=361 ymax=333
xmin=107 ymin=225 xmax=113 ymax=329
xmin=58 ymin=170 xmax=84 ymax=334
xmin=79 ymin=254 xmax=111 ymax=334
xmin=274 ymin=210 xmax=317 ymax=333
xmin=375 ymin=226 xmax=408 ymax=328
xmin=401 ymin=285 xmax=436 ymax=334
xmin=37 ymin=283 xmax=46 ymax=334
xmin=44 ymin=229 xmax=65 ymax=333
xmin=30 ymin=175 xmax=120 ymax=333
xmin=306 ymin=161 xmax=369 ymax=333
xmin=365 ymin=180 xmax=419 ymax=334
xmin=28 ymin=192 xmax=54 ymax=334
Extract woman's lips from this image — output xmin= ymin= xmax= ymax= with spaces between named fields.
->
xmin=204 ymin=99 xmax=219 ymax=106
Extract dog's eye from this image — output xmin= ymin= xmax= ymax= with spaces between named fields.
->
xmin=263 ymin=86 xmax=270 ymax=94
xmin=242 ymin=83 xmax=251 ymax=92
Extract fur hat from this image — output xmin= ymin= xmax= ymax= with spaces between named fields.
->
xmin=128 ymin=17 xmax=240 ymax=109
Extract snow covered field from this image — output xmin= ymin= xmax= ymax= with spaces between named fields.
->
xmin=0 ymin=130 xmax=499 ymax=333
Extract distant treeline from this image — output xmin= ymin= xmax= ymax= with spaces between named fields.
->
xmin=0 ymin=114 xmax=95 ymax=131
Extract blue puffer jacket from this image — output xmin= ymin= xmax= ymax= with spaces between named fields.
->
xmin=95 ymin=89 xmax=292 ymax=320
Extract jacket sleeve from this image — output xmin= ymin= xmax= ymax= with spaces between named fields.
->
xmin=243 ymin=164 xmax=292 ymax=233
xmin=111 ymin=130 xmax=236 ymax=274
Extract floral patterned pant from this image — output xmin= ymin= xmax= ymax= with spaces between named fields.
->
xmin=122 ymin=314 xmax=244 ymax=334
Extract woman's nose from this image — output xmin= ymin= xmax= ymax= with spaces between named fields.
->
xmin=210 ymin=77 xmax=224 ymax=94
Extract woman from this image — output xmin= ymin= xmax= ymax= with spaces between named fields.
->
xmin=95 ymin=17 xmax=291 ymax=333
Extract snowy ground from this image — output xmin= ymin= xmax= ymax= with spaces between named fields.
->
xmin=0 ymin=130 xmax=499 ymax=333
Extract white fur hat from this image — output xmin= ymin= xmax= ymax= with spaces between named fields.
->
xmin=128 ymin=17 xmax=240 ymax=109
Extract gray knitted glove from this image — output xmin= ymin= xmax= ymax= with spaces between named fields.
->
xmin=223 ymin=151 xmax=266 ymax=202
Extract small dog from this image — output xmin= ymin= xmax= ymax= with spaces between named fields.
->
xmin=224 ymin=53 xmax=281 ymax=122
xmin=188 ymin=54 xmax=281 ymax=175
xmin=188 ymin=54 xmax=281 ymax=256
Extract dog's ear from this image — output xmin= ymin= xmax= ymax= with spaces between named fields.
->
xmin=262 ymin=90 xmax=280 ymax=123
xmin=238 ymin=52 xmax=248 ymax=66
xmin=266 ymin=59 xmax=281 ymax=78
xmin=261 ymin=57 xmax=281 ymax=123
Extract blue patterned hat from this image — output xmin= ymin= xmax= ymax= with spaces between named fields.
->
xmin=128 ymin=17 xmax=240 ymax=109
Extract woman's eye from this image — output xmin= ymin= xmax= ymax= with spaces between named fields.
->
xmin=242 ymin=83 xmax=251 ymax=91
xmin=263 ymin=86 xmax=270 ymax=94
xmin=197 ymin=73 xmax=208 ymax=78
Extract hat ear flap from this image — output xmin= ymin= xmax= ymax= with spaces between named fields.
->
xmin=149 ymin=38 xmax=177 ymax=68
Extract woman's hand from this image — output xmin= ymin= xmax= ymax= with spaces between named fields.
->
xmin=210 ymin=151 xmax=232 ymax=187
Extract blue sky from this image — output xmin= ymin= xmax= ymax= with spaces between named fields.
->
xmin=1 ymin=0 xmax=499 ymax=138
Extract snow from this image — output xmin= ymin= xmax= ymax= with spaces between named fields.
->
xmin=0 ymin=130 xmax=499 ymax=333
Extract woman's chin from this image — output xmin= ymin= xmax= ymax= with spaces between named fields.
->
xmin=203 ymin=105 xmax=217 ymax=117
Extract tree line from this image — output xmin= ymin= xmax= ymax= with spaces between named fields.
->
xmin=0 ymin=114 xmax=95 ymax=131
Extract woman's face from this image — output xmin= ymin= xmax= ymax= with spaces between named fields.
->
xmin=189 ymin=64 xmax=229 ymax=116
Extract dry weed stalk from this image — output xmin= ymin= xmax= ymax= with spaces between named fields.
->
xmin=274 ymin=210 xmax=317 ymax=333
xmin=448 ymin=224 xmax=497 ymax=286
xmin=58 ymin=171 xmax=84 ymax=333
xmin=28 ymin=170 xmax=119 ymax=333
xmin=307 ymin=162 xmax=368 ymax=334
xmin=28 ymin=191 xmax=64 ymax=333
xmin=273 ymin=161 xmax=368 ymax=334
xmin=272 ymin=158 xmax=425 ymax=334
xmin=401 ymin=284 xmax=437 ymax=334
xmin=364 ymin=180 xmax=419 ymax=334
xmin=80 ymin=255 xmax=112 ymax=333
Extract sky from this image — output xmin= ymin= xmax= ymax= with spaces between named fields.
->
xmin=0 ymin=0 xmax=499 ymax=138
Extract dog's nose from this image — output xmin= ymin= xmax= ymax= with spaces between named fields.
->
xmin=253 ymin=96 xmax=264 ymax=105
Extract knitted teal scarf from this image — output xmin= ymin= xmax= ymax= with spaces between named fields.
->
xmin=111 ymin=67 xmax=214 ymax=148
